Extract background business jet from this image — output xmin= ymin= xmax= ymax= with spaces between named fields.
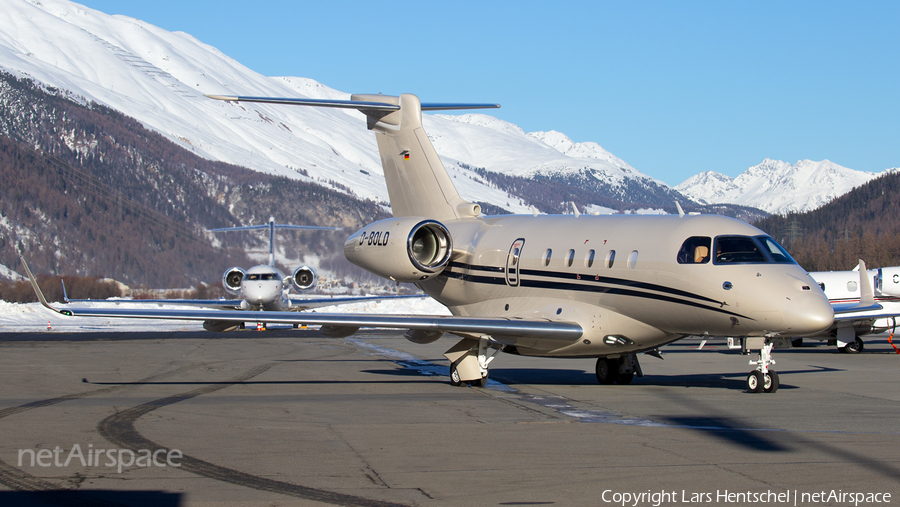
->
xmin=62 ymin=217 xmax=419 ymax=332
xmin=798 ymin=262 xmax=900 ymax=353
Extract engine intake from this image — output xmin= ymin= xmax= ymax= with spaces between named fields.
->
xmin=877 ymin=267 xmax=900 ymax=296
xmin=292 ymin=266 xmax=317 ymax=291
xmin=222 ymin=267 xmax=245 ymax=295
xmin=344 ymin=218 xmax=452 ymax=283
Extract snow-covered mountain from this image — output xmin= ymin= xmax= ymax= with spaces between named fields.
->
xmin=676 ymin=159 xmax=895 ymax=215
xmin=2 ymin=0 xmax=897 ymax=218
xmin=0 ymin=0 xmax=672 ymax=215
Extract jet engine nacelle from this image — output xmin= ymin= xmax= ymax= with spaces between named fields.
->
xmin=222 ymin=267 xmax=245 ymax=296
xmin=291 ymin=266 xmax=317 ymax=291
xmin=344 ymin=218 xmax=452 ymax=283
xmin=876 ymin=267 xmax=900 ymax=296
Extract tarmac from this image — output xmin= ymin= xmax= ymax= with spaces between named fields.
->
xmin=0 ymin=327 xmax=898 ymax=506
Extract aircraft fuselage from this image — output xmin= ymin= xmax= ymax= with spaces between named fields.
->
xmin=411 ymin=213 xmax=833 ymax=357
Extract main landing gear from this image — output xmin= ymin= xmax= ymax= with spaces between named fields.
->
xmin=594 ymin=355 xmax=642 ymax=385
xmin=445 ymin=337 xmax=501 ymax=387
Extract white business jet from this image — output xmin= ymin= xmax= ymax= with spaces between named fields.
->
xmin=62 ymin=217 xmax=416 ymax=332
xmin=25 ymin=92 xmax=857 ymax=393
xmin=798 ymin=262 xmax=900 ymax=353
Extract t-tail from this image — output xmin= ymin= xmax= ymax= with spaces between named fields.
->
xmin=206 ymin=93 xmax=499 ymax=221
xmin=209 ymin=217 xmax=340 ymax=266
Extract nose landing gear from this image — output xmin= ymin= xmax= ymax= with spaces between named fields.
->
xmin=731 ymin=336 xmax=787 ymax=393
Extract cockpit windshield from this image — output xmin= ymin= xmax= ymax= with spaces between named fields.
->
xmin=247 ymin=273 xmax=279 ymax=281
xmin=714 ymin=235 xmax=796 ymax=265
xmin=676 ymin=235 xmax=796 ymax=265
xmin=757 ymin=236 xmax=796 ymax=264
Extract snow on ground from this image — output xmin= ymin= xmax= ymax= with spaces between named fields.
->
xmin=0 ymin=295 xmax=450 ymax=333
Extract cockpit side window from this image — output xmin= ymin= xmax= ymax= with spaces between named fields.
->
xmin=248 ymin=274 xmax=260 ymax=281
xmin=714 ymin=236 xmax=767 ymax=264
xmin=677 ymin=236 xmax=711 ymax=264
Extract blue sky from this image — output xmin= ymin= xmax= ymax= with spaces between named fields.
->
xmin=76 ymin=0 xmax=900 ymax=186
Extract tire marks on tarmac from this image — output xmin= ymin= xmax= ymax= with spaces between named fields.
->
xmin=0 ymin=363 xmax=203 ymax=506
xmin=96 ymin=363 xmax=409 ymax=507
xmin=1 ymin=362 xmax=409 ymax=507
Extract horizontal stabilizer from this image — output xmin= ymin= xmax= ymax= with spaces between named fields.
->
xmin=206 ymin=95 xmax=499 ymax=112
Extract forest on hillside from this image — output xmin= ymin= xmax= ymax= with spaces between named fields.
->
xmin=0 ymin=71 xmax=389 ymax=287
xmin=754 ymin=172 xmax=900 ymax=271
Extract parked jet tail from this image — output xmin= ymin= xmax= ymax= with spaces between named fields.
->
xmin=207 ymin=94 xmax=499 ymax=221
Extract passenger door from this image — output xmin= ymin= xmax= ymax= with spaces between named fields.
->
xmin=506 ymin=239 xmax=525 ymax=287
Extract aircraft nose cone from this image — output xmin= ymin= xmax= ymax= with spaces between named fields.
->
xmin=784 ymin=295 xmax=834 ymax=335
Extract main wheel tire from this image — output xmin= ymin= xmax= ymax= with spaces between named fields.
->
xmin=449 ymin=364 xmax=463 ymax=387
xmin=791 ymin=337 xmax=803 ymax=348
xmin=747 ymin=371 xmax=765 ymax=393
xmin=840 ymin=337 xmax=864 ymax=354
xmin=595 ymin=358 xmax=617 ymax=385
xmin=617 ymin=371 xmax=634 ymax=385
xmin=764 ymin=370 xmax=780 ymax=393
xmin=472 ymin=375 xmax=488 ymax=388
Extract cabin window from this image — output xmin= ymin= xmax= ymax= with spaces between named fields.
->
xmin=847 ymin=280 xmax=858 ymax=292
xmin=566 ymin=249 xmax=575 ymax=267
xmin=627 ymin=250 xmax=639 ymax=269
xmin=585 ymin=249 xmax=595 ymax=268
xmin=819 ymin=282 xmax=825 ymax=291
xmin=677 ymin=236 xmax=711 ymax=264
xmin=605 ymin=250 xmax=616 ymax=268
xmin=543 ymin=248 xmax=552 ymax=266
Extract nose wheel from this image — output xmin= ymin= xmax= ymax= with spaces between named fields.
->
xmin=746 ymin=370 xmax=779 ymax=393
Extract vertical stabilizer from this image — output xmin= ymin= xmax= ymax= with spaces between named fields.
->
xmin=351 ymin=94 xmax=478 ymax=220
xmin=206 ymin=93 xmax=498 ymax=221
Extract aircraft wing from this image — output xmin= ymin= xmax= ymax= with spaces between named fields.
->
xmin=63 ymin=297 xmax=245 ymax=310
xmin=62 ymin=295 xmax=426 ymax=312
xmin=24 ymin=257 xmax=581 ymax=343
xmin=42 ymin=305 xmax=582 ymax=342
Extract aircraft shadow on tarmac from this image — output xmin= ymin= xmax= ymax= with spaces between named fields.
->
xmin=0 ymin=490 xmax=182 ymax=507
xmin=656 ymin=416 xmax=790 ymax=451
xmin=485 ymin=366 xmax=842 ymax=390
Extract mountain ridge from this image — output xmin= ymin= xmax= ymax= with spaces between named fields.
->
xmin=677 ymin=158 xmax=897 ymax=214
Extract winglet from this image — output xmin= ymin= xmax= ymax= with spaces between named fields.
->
xmin=18 ymin=255 xmax=68 ymax=315
xmin=61 ymin=279 xmax=69 ymax=303
xmin=833 ymin=258 xmax=883 ymax=315
xmin=858 ymin=259 xmax=875 ymax=307
xmin=675 ymin=201 xmax=685 ymax=218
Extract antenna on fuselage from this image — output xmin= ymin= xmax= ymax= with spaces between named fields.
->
xmin=210 ymin=218 xmax=342 ymax=266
